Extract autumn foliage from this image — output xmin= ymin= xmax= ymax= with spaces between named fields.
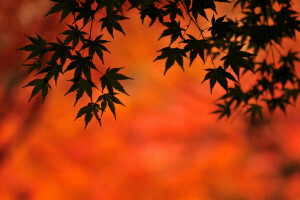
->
xmin=0 ymin=0 xmax=300 ymax=200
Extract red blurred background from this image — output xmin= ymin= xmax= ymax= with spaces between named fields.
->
xmin=0 ymin=0 xmax=300 ymax=199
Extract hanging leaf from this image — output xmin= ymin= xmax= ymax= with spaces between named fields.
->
xmin=154 ymin=47 xmax=187 ymax=74
xmin=18 ymin=33 xmax=47 ymax=61
xmin=75 ymin=103 xmax=101 ymax=128
xmin=100 ymin=67 xmax=133 ymax=95
xmin=181 ymin=34 xmax=207 ymax=65
xmin=221 ymin=44 xmax=254 ymax=78
xmin=100 ymin=10 xmax=129 ymax=38
xmin=81 ymin=35 xmax=110 ymax=63
xmin=45 ymin=0 xmax=79 ymax=23
xmin=202 ymin=66 xmax=239 ymax=93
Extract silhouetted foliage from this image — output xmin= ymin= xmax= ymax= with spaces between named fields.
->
xmin=19 ymin=0 xmax=300 ymax=127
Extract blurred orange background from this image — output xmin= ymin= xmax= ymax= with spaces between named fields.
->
xmin=1 ymin=0 xmax=300 ymax=199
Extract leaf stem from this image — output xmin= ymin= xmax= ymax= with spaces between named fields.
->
xmin=89 ymin=19 xmax=94 ymax=39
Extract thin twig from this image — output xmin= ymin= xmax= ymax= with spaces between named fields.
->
xmin=179 ymin=0 xmax=218 ymax=68
xmin=89 ymin=19 xmax=94 ymax=39
xmin=177 ymin=18 xmax=192 ymax=48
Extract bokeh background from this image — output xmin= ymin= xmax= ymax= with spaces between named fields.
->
xmin=1 ymin=0 xmax=300 ymax=199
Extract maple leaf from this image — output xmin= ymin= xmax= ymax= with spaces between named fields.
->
xmin=255 ymin=61 xmax=273 ymax=75
xmin=18 ymin=33 xmax=47 ymax=61
xmin=45 ymin=0 xmax=79 ymax=23
xmin=47 ymin=37 xmax=73 ymax=65
xmin=246 ymin=104 xmax=263 ymax=123
xmin=37 ymin=61 xmax=63 ymax=85
xmin=100 ymin=11 xmax=129 ymax=38
xmin=272 ymin=65 xmax=295 ymax=87
xmin=23 ymin=60 xmax=42 ymax=76
xmin=284 ymin=89 xmax=299 ymax=102
xmin=163 ymin=0 xmax=184 ymax=21
xmin=154 ymin=47 xmax=187 ymax=74
xmin=60 ymin=24 xmax=87 ymax=48
xmin=96 ymin=0 xmax=126 ymax=12
xmin=100 ymin=67 xmax=133 ymax=95
xmin=23 ymin=78 xmax=51 ymax=103
xmin=202 ymin=66 xmax=239 ymax=93
xmin=190 ymin=0 xmax=229 ymax=20
xmin=220 ymin=84 xmax=250 ymax=108
xmin=74 ymin=0 xmax=97 ymax=25
xmin=181 ymin=34 xmax=206 ymax=65
xmin=96 ymin=92 xmax=125 ymax=119
xmin=279 ymin=49 xmax=300 ymax=69
xmin=264 ymin=96 xmax=290 ymax=113
xmin=221 ymin=44 xmax=254 ymax=78
xmin=209 ymin=15 xmax=235 ymax=38
xmin=64 ymin=51 xmax=98 ymax=82
xmin=212 ymin=100 xmax=231 ymax=119
xmin=75 ymin=103 xmax=101 ymax=129
xmin=158 ymin=21 xmax=184 ymax=45
xmin=81 ymin=35 xmax=110 ymax=63
xmin=140 ymin=4 xmax=164 ymax=26
xmin=159 ymin=21 xmax=185 ymax=45
xmin=65 ymin=78 xmax=96 ymax=105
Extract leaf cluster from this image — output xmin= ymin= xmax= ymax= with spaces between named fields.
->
xmin=19 ymin=0 xmax=300 ymax=127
